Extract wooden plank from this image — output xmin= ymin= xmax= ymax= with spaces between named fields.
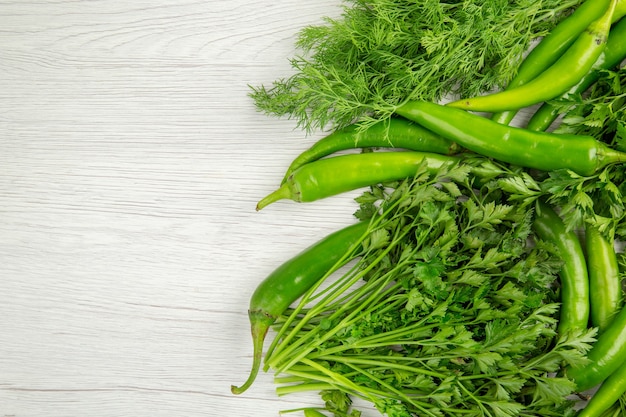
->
xmin=0 ymin=1 xmax=370 ymax=416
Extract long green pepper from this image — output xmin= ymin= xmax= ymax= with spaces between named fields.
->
xmin=231 ymin=221 xmax=368 ymax=395
xmin=577 ymin=358 xmax=626 ymax=417
xmin=447 ymin=0 xmax=618 ymax=113
xmin=532 ymin=201 xmax=589 ymax=336
xmin=491 ymin=0 xmax=612 ymax=125
xmin=257 ymin=151 xmax=459 ymax=210
xmin=281 ymin=117 xmax=459 ymax=184
xmin=566 ymin=303 xmax=626 ymax=392
xmin=526 ymin=16 xmax=626 ymax=132
xmin=585 ymin=225 xmax=622 ymax=332
xmin=395 ymin=100 xmax=626 ymax=176
xmin=576 ymin=226 xmax=625 ymax=417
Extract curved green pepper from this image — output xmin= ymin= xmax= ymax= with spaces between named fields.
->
xmin=257 ymin=151 xmax=458 ymax=210
xmin=492 ymin=0 xmax=613 ymax=125
xmin=577 ymin=358 xmax=626 ymax=416
xmin=447 ymin=0 xmax=617 ymax=113
xmin=532 ymin=201 xmax=589 ymax=336
xmin=231 ymin=221 xmax=368 ymax=395
xmin=526 ymin=16 xmax=626 ymax=132
xmin=282 ymin=117 xmax=459 ymax=183
xmin=566 ymin=304 xmax=626 ymax=392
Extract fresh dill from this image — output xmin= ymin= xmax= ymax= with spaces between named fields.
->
xmin=250 ymin=0 xmax=583 ymax=133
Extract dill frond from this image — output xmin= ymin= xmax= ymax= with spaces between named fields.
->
xmin=250 ymin=0 xmax=583 ymax=133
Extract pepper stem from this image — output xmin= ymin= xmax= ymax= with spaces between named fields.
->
xmin=256 ymin=184 xmax=292 ymax=211
xmin=231 ymin=310 xmax=273 ymax=395
xmin=598 ymin=143 xmax=626 ymax=169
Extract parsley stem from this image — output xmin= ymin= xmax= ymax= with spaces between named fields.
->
xmin=297 ymin=358 xmax=383 ymax=404
xmin=264 ymin=196 xmax=412 ymax=368
xmin=331 ymin=313 xmax=445 ymax=350
xmin=274 ymin=382 xmax=335 ymax=397
xmin=309 ymin=355 xmax=446 ymax=379
xmin=274 ymin=367 xmax=374 ymax=402
xmin=268 ymin=196 xmax=435 ymax=371
xmin=271 ymin=222 xmax=441 ymax=372
xmin=262 ymin=244 xmax=367 ymax=371
xmin=268 ymin=263 xmax=401 ymax=373
xmin=333 ymin=361 xmax=443 ymax=417
xmin=459 ymin=382 xmax=500 ymax=417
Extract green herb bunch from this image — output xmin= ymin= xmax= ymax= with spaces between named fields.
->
xmin=545 ymin=66 xmax=626 ymax=237
xmin=251 ymin=0 xmax=582 ymax=132
xmin=496 ymin=67 xmax=626 ymax=238
xmin=265 ymin=165 xmax=595 ymax=417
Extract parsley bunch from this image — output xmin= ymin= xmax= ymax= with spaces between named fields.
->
xmin=251 ymin=0 xmax=582 ymax=132
xmin=266 ymin=165 xmax=595 ymax=417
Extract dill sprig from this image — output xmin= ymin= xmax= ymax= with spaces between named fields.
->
xmin=250 ymin=0 xmax=582 ymax=133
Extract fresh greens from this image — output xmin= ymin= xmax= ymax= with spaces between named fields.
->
xmin=495 ymin=67 xmax=626 ymax=238
xmin=266 ymin=164 xmax=596 ymax=417
xmin=250 ymin=0 xmax=582 ymax=132
xmin=239 ymin=1 xmax=626 ymax=415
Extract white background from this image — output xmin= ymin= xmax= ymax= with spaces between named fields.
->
xmin=0 ymin=1 xmax=379 ymax=416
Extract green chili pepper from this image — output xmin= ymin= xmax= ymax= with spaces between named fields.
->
xmin=526 ymin=16 xmax=626 ymax=132
xmin=492 ymin=0 xmax=613 ymax=125
xmin=577 ymin=359 xmax=626 ymax=417
xmin=447 ymin=0 xmax=618 ymax=113
xmin=586 ymin=225 xmax=622 ymax=332
xmin=566 ymin=303 xmax=626 ymax=392
xmin=532 ymin=201 xmax=589 ymax=336
xmin=281 ymin=117 xmax=459 ymax=184
xmin=257 ymin=151 xmax=458 ymax=210
xmin=395 ymin=100 xmax=626 ymax=176
xmin=231 ymin=221 xmax=368 ymax=395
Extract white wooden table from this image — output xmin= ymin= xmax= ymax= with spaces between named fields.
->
xmin=0 ymin=1 xmax=377 ymax=416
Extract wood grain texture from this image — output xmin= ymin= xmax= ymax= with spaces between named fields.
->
xmin=0 ymin=1 xmax=378 ymax=416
